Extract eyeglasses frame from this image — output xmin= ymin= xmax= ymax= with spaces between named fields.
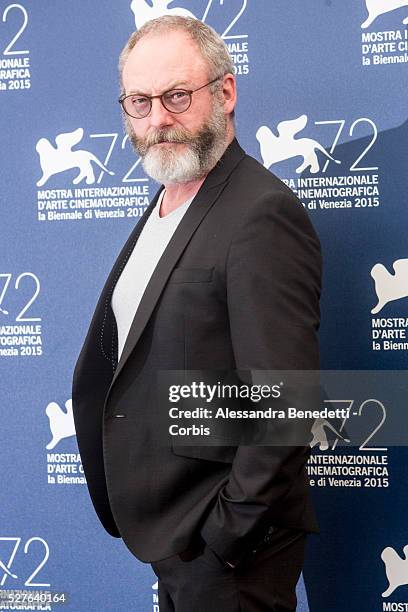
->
xmin=118 ymin=75 xmax=223 ymax=119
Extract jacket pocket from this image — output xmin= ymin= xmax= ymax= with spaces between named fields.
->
xmin=168 ymin=267 xmax=214 ymax=283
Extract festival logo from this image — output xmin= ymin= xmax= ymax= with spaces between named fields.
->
xmin=257 ymin=115 xmax=380 ymax=212
xmin=362 ymin=0 xmax=408 ymax=29
xmin=36 ymin=129 xmax=114 ymax=187
xmin=0 ymin=537 xmax=50 ymax=588
xmin=256 ymin=116 xmax=341 ymax=175
xmin=45 ymin=397 xmax=85 ymax=486
xmin=0 ymin=3 xmax=31 ymax=92
xmin=370 ymin=259 xmax=408 ymax=352
xmin=382 ymin=544 xmax=408 ymax=598
xmin=130 ymin=0 xmax=250 ymax=76
xmin=360 ymin=0 xmax=408 ymax=66
xmin=371 ymin=259 xmax=408 ymax=314
xmin=35 ymin=129 xmax=150 ymax=224
xmin=307 ymin=379 xmax=389 ymax=490
xmin=45 ymin=399 xmax=75 ymax=450
xmin=0 ymin=536 xmax=66 ymax=610
xmin=0 ymin=272 xmax=42 ymax=359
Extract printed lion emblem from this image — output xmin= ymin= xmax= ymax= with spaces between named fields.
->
xmin=36 ymin=128 xmax=114 ymax=186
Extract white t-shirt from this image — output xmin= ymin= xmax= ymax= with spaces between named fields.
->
xmin=111 ymin=189 xmax=194 ymax=360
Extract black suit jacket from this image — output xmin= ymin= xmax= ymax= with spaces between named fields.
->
xmin=72 ymin=138 xmax=322 ymax=564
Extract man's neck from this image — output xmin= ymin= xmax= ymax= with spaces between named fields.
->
xmin=159 ymin=132 xmax=235 ymax=218
xmin=159 ymin=178 xmax=206 ymax=217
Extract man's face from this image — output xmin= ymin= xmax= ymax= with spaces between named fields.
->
xmin=121 ymin=30 xmax=230 ymax=184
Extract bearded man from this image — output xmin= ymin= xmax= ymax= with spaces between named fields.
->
xmin=72 ymin=15 xmax=321 ymax=612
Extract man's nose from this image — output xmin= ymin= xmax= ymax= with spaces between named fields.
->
xmin=148 ymin=97 xmax=175 ymax=128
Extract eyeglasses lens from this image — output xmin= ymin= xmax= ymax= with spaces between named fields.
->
xmin=162 ymin=90 xmax=191 ymax=113
xmin=123 ymin=90 xmax=192 ymax=118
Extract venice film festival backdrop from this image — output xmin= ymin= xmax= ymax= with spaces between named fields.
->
xmin=1 ymin=1 xmax=407 ymax=611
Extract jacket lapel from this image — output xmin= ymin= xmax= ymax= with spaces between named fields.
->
xmin=88 ymin=188 xmax=163 ymax=366
xmin=107 ymin=137 xmax=246 ymax=392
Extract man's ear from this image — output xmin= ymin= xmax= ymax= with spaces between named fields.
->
xmin=221 ymin=73 xmax=237 ymax=115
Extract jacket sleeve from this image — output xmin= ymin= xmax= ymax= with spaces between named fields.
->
xmin=199 ymin=189 xmax=322 ymax=566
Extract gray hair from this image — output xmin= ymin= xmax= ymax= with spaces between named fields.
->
xmin=119 ymin=16 xmax=235 ymax=117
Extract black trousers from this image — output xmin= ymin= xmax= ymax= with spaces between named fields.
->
xmin=151 ymin=528 xmax=307 ymax=612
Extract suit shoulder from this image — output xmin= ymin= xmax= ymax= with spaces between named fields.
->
xmin=232 ymin=150 xmax=301 ymax=204
xmin=225 ymin=149 xmax=320 ymax=246
xmin=229 ymin=150 xmax=310 ymax=221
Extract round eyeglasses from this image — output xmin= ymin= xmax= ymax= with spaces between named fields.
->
xmin=118 ymin=76 xmax=222 ymax=119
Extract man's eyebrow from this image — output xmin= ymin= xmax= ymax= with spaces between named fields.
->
xmin=127 ymin=81 xmax=192 ymax=95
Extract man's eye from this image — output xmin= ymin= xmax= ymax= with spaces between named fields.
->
xmin=131 ymin=96 xmax=148 ymax=106
xmin=166 ymin=91 xmax=188 ymax=102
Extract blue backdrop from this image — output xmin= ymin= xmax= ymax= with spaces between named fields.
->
xmin=1 ymin=1 xmax=407 ymax=610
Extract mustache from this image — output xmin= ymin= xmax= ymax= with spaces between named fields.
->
xmin=144 ymin=128 xmax=192 ymax=148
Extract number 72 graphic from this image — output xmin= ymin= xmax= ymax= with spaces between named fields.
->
xmin=0 ymin=537 xmax=50 ymax=587
xmin=0 ymin=273 xmax=41 ymax=321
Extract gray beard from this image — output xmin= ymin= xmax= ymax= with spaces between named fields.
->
xmin=125 ymin=100 xmax=229 ymax=184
